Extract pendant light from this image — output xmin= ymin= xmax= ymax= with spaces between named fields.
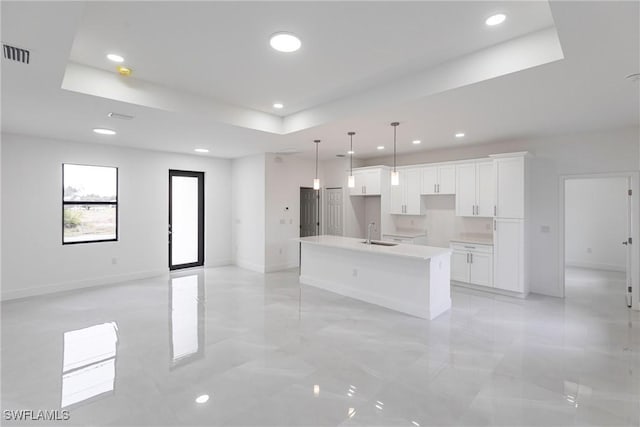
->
xmin=347 ymin=132 xmax=356 ymax=188
xmin=391 ymin=122 xmax=400 ymax=186
xmin=313 ymin=139 xmax=321 ymax=190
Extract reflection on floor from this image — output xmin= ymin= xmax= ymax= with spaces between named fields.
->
xmin=1 ymin=266 xmax=639 ymax=426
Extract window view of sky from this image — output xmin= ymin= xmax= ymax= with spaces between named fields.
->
xmin=63 ymin=164 xmax=117 ymax=201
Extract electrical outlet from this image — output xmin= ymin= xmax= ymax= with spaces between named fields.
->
xmin=111 ymin=257 xmax=118 ymax=265
xmin=587 ymin=248 xmax=592 ymax=254
xmin=280 ymin=219 xmax=285 ymax=224
xmin=540 ymin=225 xmax=550 ymax=233
xmin=279 ymin=248 xmax=282 ymax=255
xmin=352 ymin=269 xmax=358 ymax=277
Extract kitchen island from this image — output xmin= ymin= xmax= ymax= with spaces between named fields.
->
xmin=298 ymin=235 xmax=451 ymax=320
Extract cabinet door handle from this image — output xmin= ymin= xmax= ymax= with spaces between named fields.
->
xmin=494 ymin=205 xmax=497 ymax=217
xmin=434 ymin=184 xmax=436 ymax=193
xmin=494 ymin=219 xmax=496 ymax=231
xmin=466 ymin=253 xmax=470 ymax=263
xmin=437 ymin=184 xmax=440 ymax=193
xmin=470 ymin=253 xmax=473 ymax=263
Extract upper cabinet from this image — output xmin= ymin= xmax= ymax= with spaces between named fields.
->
xmin=390 ymin=168 xmax=423 ymax=215
xmin=421 ymin=165 xmax=455 ymax=195
xmin=455 ymin=161 xmax=494 ymax=217
xmin=493 ymin=154 xmax=527 ymax=219
xmin=349 ymin=168 xmax=383 ymax=196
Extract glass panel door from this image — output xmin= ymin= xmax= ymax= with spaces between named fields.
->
xmin=169 ymin=170 xmax=204 ymax=270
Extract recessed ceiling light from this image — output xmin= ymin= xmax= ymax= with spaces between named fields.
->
xmin=93 ymin=128 xmax=116 ymax=135
xmin=106 ymin=53 xmax=124 ymax=63
xmin=347 ymin=150 xmax=355 ymax=154
xmin=270 ymin=32 xmax=301 ymax=53
xmin=194 ymin=148 xmax=209 ymax=153
xmin=273 ymin=103 xmax=284 ymax=109
xmin=377 ymin=146 xmax=385 ymax=150
xmin=195 ymin=394 xmax=209 ymax=404
xmin=486 ymin=13 xmax=506 ymax=26
xmin=412 ymin=140 xmax=421 ymax=145
xmin=455 ymin=132 xmax=465 ymax=138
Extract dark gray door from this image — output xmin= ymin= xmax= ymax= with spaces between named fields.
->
xmin=300 ymin=187 xmax=319 ymax=237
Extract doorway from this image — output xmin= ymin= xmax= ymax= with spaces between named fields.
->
xmin=300 ymin=187 xmax=319 ymax=237
xmin=325 ymin=187 xmax=343 ymax=236
xmin=562 ymin=175 xmax=632 ymax=307
xmin=169 ymin=170 xmax=204 ymax=270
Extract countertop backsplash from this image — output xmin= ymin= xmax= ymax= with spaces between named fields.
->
xmin=391 ymin=195 xmax=492 ymax=247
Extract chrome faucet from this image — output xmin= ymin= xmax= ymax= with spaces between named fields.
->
xmin=367 ymin=222 xmax=375 ymax=245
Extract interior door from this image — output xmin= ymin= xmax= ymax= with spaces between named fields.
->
xmin=300 ymin=187 xmax=319 ymax=237
xmin=169 ymin=170 xmax=204 ymax=270
xmin=325 ymin=188 xmax=343 ymax=236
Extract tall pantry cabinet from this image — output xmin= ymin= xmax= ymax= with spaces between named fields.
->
xmin=491 ymin=152 xmax=530 ymax=295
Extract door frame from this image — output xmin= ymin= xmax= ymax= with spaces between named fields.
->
xmin=558 ymin=171 xmax=639 ymax=310
xmin=169 ymin=170 xmax=205 ymax=271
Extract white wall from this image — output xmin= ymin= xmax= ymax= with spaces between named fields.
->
xmin=1 ymin=133 xmax=232 ymax=300
xmin=231 ymin=154 xmax=265 ymax=273
xmin=263 ymin=153 xmax=315 ymax=272
xmin=565 ymin=177 xmax=628 ymax=271
xmin=362 ymin=127 xmax=640 ymax=297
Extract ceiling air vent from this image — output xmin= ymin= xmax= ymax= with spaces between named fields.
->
xmin=3 ymin=43 xmax=30 ymax=64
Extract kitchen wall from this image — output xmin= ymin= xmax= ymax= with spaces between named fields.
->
xmin=1 ymin=133 xmax=233 ymax=300
xmin=362 ymin=126 xmax=640 ymax=297
xmin=565 ymin=177 xmax=628 ymax=271
xmin=231 ymin=153 xmax=266 ymax=273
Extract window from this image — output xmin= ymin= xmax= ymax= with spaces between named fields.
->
xmin=62 ymin=164 xmax=118 ymax=244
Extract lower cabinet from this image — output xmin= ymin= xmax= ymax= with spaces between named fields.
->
xmin=493 ymin=218 xmax=527 ymax=293
xmin=450 ymin=243 xmax=493 ymax=287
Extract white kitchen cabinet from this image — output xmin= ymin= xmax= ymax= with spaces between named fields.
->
xmin=421 ymin=165 xmax=455 ymax=195
xmin=390 ymin=168 xmax=423 ymax=215
xmin=349 ymin=168 xmax=382 ymax=196
xmin=493 ymin=218 xmax=526 ymax=294
xmin=455 ymin=161 xmax=494 ymax=217
xmin=494 ymin=155 xmax=525 ymax=219
xmin=450 ymin=242 xmax=493 ymax=287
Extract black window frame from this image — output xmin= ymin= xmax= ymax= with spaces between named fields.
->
xmin=62 ymin=163 xmax=119 ymax=245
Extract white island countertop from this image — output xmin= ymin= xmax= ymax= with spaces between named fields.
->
xmin=298 ymin=235 xmax=450 ymax=260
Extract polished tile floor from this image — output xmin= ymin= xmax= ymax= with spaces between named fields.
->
xmin=1 ymin=266 xmax=639 ymax=426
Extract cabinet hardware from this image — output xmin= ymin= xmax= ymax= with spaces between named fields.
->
xmin=464 ymin=245 xmax=475 ymax=249
xmin=494 ymin=205 xmax=497 ymax=216
xmin=494 ymin=220 xmax=496 ymax=230
xmin=470 ymin=253 xmax=473 ymax=263
xmin=434 ymin=184 xmax=437 ymax=193
xmin=466 ymin=253 xmax=470 ymax=263
xmin=437 ymin=184 xmax=440 ymax=193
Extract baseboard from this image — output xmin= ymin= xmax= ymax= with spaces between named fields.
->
xmin=451 ymin=280 xmax=529 ymax=299
xmin=565 ymin=260 xmax=625 ymax=272
xmin=265 ymin=262 xmax=298 ymax=273
xmin=1 ymin=269 xmax=168 ymax=302
xmin=234 ymin=259 xmax=266 ymax=273
xmin=205 ymin=258 xmax=233 ymax=268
